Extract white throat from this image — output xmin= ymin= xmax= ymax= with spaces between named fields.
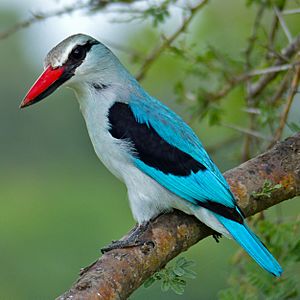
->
xmin=72 ymin=83 xmax=130 ymax=181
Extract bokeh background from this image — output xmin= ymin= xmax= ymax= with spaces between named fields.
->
xmin=0 ymin=1 xmax=299 ymax=299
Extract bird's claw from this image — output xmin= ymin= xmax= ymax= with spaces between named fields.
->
xmin=212 ymin=232 xmax=222 ymax=243
xmin=101 ymin=239 xmax=153 ymax=253
xmin=101 ymin=221 xmax=151 ymax=253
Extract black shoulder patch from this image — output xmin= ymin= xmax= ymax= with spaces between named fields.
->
xmin=108 ymin=102 xmax=206 ymax=176
xmin=197 ymin=200 xmax=244 ymax=223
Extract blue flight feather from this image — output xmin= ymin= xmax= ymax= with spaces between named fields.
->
xmin=135 ymin=159 xmax=235 ymax=208
xmin=215 ymin=214 xmax=282 ymax=277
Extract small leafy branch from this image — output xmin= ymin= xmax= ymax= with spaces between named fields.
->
xmin=144 ymin=257 xmax=196 ymax=295
xmin=251 ymin=180 xmax=282 ymax=198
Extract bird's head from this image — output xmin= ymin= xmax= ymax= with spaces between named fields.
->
xmin=20 ymin=33 xmax=120 ymax=108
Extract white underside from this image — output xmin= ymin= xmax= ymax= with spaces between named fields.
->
xmin=73 ymin=84 xmax=230 ymax=237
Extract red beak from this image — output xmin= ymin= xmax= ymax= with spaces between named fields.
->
xmin=20 ymin=65 xmax=66 ymax=108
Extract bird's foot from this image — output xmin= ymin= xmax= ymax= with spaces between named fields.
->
xmin=101 ymin=239 xmax=153 ymax=253
xmin=212 ymin=232 xmax=222 ymax=243
xmin=101 ymin=221 xmax=153 ymax=253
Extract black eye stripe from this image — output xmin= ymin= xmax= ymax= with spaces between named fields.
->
xmin=64 ymin=40 xmax=99 ymax=70
xmin=69 ymin=45 xmax=86 ymax=61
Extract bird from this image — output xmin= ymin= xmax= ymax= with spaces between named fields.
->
xmin=20 ymin=33 xmax=282 ymax=277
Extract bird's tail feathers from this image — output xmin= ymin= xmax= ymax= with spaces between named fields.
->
xmin=215 ymin=214 xmax=282 ymax=277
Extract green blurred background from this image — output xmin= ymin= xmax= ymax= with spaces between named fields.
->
xmin=0 ymin=1 xmax=299 ymax=299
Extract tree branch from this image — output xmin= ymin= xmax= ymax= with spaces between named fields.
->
xmin=56 ymin=133 xmax=300 ymax=300
xmin=0 ymin=0 xmax=136 ymax=40
xmin=0 ymin=2 xmax=86 ymax=40
xmin=270 ymin=64 xmax=300 ymax=147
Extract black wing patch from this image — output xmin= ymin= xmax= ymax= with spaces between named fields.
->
xmin=196 ymin=200 xmax=244 ymax=223
xmin=108 ymin=102 xmax=206 ymax=176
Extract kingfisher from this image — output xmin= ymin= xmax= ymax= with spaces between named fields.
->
xmin=20 ymin=34 xmax=282 ymax=276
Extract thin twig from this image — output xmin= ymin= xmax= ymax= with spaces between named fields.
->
xmin=205 ymin=81 xmax=239 ymax=101
xmin=221 ymin=122 xmax=272 ymax=141
xmin=0 ymin=0 xmax=137 ymax=40
xmin=135 ymin=0 xmax=209 ymax=81
xmin=269 ymin=64 xmax=300 ymax=147
xmin=196 ymin=62 xmax=298 ymax=103
xmin=243 ymin=3 xmax=266 ymax=161
xmin=0 ymin=3 xmax=87 ymax=40
xmin=247 ymin=62 xmax=299 ymax=76
xmin=274 ymin=6 xmax=293 ymax=43
xmin=241 ymin=107 xmax=261 ymax=115
xmin=268 ymin=0 xmax=286 ymax=58
xmin=249 ymin=34 xmax=300 ymax=98
xmin=245 ymin=3 xmax=265 ymax=71
xmin=268 ymin=69 xmax=292 ymax=105
xmin=282 ymin=8 xmax=300 ymax=15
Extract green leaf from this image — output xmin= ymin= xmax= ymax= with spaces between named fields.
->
xmin=176 ymin=257 xmax=187 ymax=267
xmin=172 ymin=266 xmax=185 ymax=276
xmin=161 ymin=280 xmax=170 ymax=292
xmin=251 ymin=180 xmax=282 ymax=198
xmin=143 ymin=257 xmax=196 ymax=295
xmin=182 ymin=260 xmax=196 ymax=268
xmin=170 ymin=279 xmax=186 ymax=295
xmin=182 ymin=269 xmax=197 ymax=279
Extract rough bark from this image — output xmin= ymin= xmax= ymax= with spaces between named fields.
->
xmin=57 ymin=134 xmax=300 ymax=300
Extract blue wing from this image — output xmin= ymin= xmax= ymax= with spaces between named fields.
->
xmin=130 ymin=95 xmax=227 ymax=184
xmin=128 ymin=94 xmax=238 ymax=213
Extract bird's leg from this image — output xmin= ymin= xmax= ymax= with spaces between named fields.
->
xmin=212 ymin=232 xmax=222 ymax=243
xmin=101 ymin=221 xmax=151 ymax=253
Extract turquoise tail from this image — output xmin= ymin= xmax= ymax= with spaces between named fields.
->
xmin=215 ymin=214 xmax=282 ymax=277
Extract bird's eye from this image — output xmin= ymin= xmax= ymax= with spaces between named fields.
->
xmin=69 ymin=45 xmax=86 ymax=61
